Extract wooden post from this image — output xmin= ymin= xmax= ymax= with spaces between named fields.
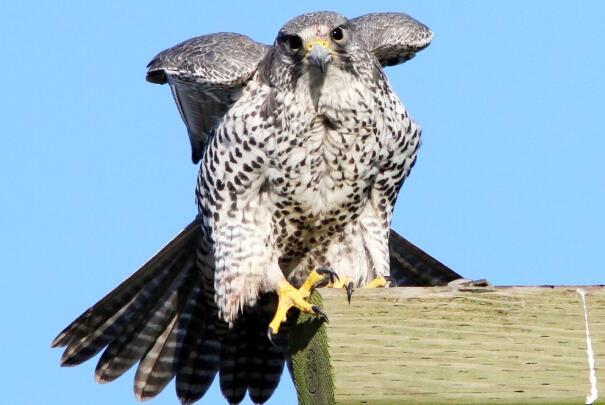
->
xmin=289 ymin=286 xmax=604 ymax=405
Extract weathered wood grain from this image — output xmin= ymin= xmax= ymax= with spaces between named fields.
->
xmin=289 ymin=286 xmax=604 ymax=405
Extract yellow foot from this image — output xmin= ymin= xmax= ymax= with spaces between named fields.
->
xmin=298 ymin=267 xmax=340 ymax=297
xmin=363 ymin=276 xmax=391 ymax=289
xmin=267 ymin=268 xmax=340 ymax=342
xmin=304 ymin=266 xmax=355 ymax=303
xmin=267 ymin=279 xmax=331 ymax=342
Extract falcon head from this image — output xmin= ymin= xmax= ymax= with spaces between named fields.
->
xmin=269 ymin=11 xmax=432 ymax=88
xmin=274 ymin=11 xmax=359 ymax=76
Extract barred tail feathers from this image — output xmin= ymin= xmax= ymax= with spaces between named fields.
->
xmin=53 ymin=219 xmax=458 ymax=404
xmin=52 ymin=219 xmax=221 ymax=403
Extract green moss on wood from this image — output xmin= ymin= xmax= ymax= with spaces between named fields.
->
xmin=288 ymin=291 xmax=335 ymax=405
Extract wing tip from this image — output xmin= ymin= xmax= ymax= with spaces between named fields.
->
xmin=191 ymin=142 xmax=202 ymax=164
xmin=51 ymin=325 xmax=75 ymax=348
xmin=416 ymin=25 xmax=434 ymax=50
xmin=146 ymin=69 xmax=167 ymax=84
xmin=51 ymin=335 xmax=65 ymax=348
xmin=59 ymin=351 xmax=80 ymax=367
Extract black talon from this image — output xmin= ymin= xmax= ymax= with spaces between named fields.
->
xmin=311 ymin=305 xmax=329 ymax=323
xmin=311 ymin=277 xmax=330 ymax=292
xmin=267 ymin=328 xmax=278 ymax=346
xmin=316 ymin=266 xmax=339 ymax=284
xmin=346 ymin=281 xmax=354 ymax=304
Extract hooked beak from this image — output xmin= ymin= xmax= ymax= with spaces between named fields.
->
xmin=306 ymin=40 xmax=332 ymax=73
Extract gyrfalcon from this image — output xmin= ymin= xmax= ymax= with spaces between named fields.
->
xmin=52 ymin=11 xmax=460 ymax=404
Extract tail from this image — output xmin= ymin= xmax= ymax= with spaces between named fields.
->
xmin=52 ymin=217 xmax=285 ymax=404
xmin=52 ymin=219 xmax=459 ymax=404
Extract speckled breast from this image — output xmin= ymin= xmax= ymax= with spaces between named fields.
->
xmin=267 ymin=110 xmax=383 ymax=231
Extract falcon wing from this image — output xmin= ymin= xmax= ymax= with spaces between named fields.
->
xmin=351 ymin=12 xmax=433 ymax=67
xmin=146 ymin=33 xmax=270 ymax=163
xmin=389 ymin=229 xmax=461 ymax=286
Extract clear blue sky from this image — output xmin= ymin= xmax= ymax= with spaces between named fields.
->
xmin=1 ymin=1 xmax=603 ymax=404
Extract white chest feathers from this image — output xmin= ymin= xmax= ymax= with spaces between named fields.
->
xmin=268 ymin=67 xmax=385 ymax=218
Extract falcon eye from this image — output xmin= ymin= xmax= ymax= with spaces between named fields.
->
xmin=331 ymin=26 xmax=345 ymax=42
xmin=286 ymin=35 xmax=303 ymax=51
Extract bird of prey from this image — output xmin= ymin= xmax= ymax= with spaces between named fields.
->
xmin=52 ymin=11 xmax=460 ymax=404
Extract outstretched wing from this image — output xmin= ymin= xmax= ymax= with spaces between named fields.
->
xmin=351 ymin=12 xmax=433 ymax=67
xmin=146 ymin=33 xmax=269 ymax=163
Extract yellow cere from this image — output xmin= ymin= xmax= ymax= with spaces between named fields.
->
xmin=305 ymin=38 xmax=332 ymax=52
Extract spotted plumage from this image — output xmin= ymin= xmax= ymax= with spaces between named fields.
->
xmin=197 ymin=12 xmax=424 ymax=325
xmin=53 ymin=11 xmax=460 ymax=404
